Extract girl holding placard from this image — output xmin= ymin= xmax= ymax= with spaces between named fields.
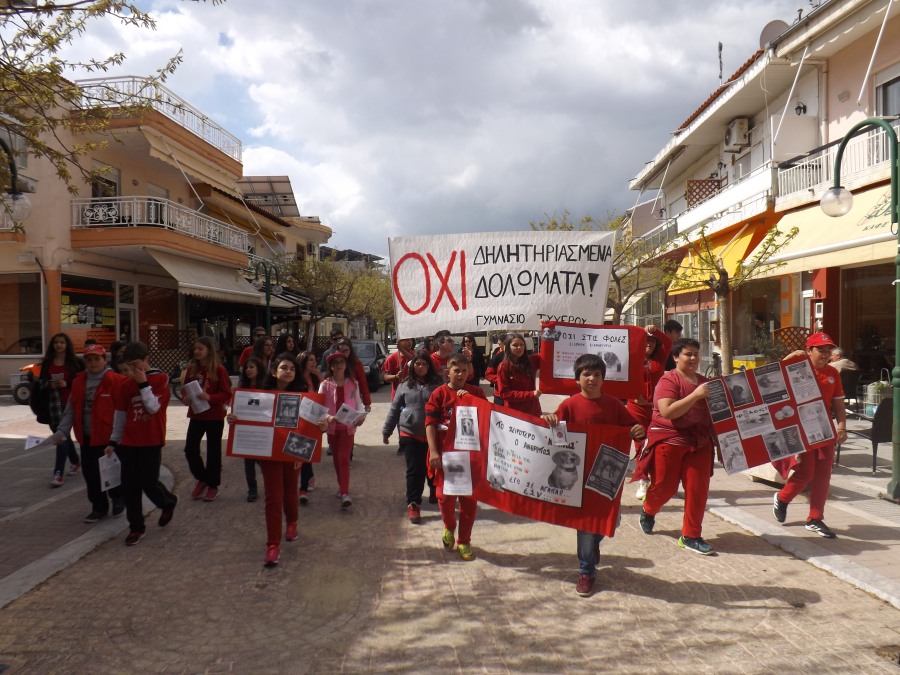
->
xmin=238 ymin=357 xmax=266 ymax=502
xmin=495 ymin=332 xmax=543 ymax=416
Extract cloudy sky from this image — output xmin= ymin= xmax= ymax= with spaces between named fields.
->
xmin=65 ymin=0 xmax=802 ymax=257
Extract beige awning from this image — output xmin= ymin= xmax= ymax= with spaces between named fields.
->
xmin=747 ymin=186 xmax=896 ymax=276
xmin=142 ymin=127 xmax=236 ymax=193
xmin=148 ymin=248 xmax=272 ymax=305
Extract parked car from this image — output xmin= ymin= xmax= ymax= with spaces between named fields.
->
xmin=352 ymin=340 xmax=388 ymax=392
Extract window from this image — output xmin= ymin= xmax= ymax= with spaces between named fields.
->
xmin=3 ymin=131 xmax=28 ymax=170
xmin=875 ymin=61 xmax=900 ymax=116
xmin=0 ymin=273 xmax=41 ymax=355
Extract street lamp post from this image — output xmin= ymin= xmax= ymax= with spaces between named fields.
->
xmin=821 ymin=117 xmax=900 ymax=501
xmin=254 ymin=261 xmax=281 ymax=334
xmin=0 ymin=137 xmax=32 ymax=226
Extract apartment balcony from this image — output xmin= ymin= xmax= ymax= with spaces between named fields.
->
xmin=76 ymin=76 xmax=242 ymax=163
xmin=776 ymin=118 xmax=900 ymax=211
xmin=71 ymin=196 xmax=250 ymax=267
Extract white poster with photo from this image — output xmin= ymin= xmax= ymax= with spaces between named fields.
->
xmin=724 ymin=371 xmax=756 ymax=408
xmin=230 ymin=424 xmax=275 ymax=458
xmin=335 ymin=404 xmax=367 ymax=426
xmin=298 ymin=396 xmax=329 ymax=424
xmin=706 ymin=379 xmax=733 ymax=423
xmin=550 ymin=421 xmax=570 ymax=447
xmin=454 ymin=406 xmax=481 ymax=451
xmin=584 ymin=444 xmax=629 ymax=500
xmin=734 ymin=404 xmax=776 ymax=439
xmin=754 ymin=363 xmax=790 ymax=404
xmin=441 ymin=451 xmax=473 ymax=496
xmin=232 ymin=390 xmax=276 ymax=423
xmin=763 ymin=426 xmax=806 ymax=461
xmin=274 ymin=393 xmax=301 ymax=428
xmin=785 ymin=360 xmax=820 ymax=404
xmin=282 ymin=432 xmax=317 ymax=461
xmin=389 ymin=230 xmax=617 ymax=336
xmin=549 ymin=326 xmax=630 ymax=382
xmin=24 ymin=436 xmax=52 ymax=450
xmin=182 ymin=380 xmax=210 ymax=414
xmin=798 ymin=400 xmax=835 ymax=443
xmin=98 ymin=452 xmax=122 ymax=491
xmin=486 ymin=410 xmax=586 ymax=507
xmin=719 ymin=431 xmax=749 ymax=474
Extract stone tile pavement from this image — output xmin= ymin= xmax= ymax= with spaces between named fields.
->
xmin=0 ymin=392 xmax=899 ymax=672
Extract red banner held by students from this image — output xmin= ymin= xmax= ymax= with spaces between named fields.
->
xmin=226 ymin=388 xmax=325 ymax=463
xmin=538 ymin=321 xmax=646 ymax=399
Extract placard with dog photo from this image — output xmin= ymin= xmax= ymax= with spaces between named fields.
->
xmin=724 ymin=371 xmax=756 ymax=408
xmin=441 ymin=451 xmax=473 ymax=496
xmin=486 ymin=409 xmax=586 ymax=508
xmin=454 ymin=406 xmax=481 ymax=451
xmin=227 ymin=389 xmax=325 ymax=463
xmin=584 ymin=444 xmax=629 ymax=500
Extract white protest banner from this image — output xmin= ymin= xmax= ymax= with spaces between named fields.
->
xmin=388 ymin=230 xmax=616 ymax=336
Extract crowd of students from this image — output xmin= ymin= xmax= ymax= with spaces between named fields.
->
xmin=35 ymin=320 xmax=847 ymax=597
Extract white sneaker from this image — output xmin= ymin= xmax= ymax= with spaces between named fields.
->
xmin=635 ymin=479 xmax=649 ymax=500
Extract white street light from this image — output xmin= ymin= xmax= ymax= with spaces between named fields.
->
xmin=820 ymin=186 xmax=853 ymax=217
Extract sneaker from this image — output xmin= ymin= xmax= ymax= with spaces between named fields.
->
xmin=247 ymin=491 xmax=258 ymax=503
xmin=112 ymin=501 xmax=125 ymax=517
xmin=441 ymin=528 xmax=455 ymax=550
xmin=285 ymin=522 xmax=299 ymax=541
xmin=298 ymin=490 xmax=309 ymax=505
xmin=50 ymin=472 xmax=64 ymax=488
xmin=407 ymin=502 xmax=421 ymax=524
xmin=264 ymin=544 xmax=281 ymax=567
xmin=67 ymin=462 xmax=81 ymax=476
xmin=678 ymin=536 xmax=715 ymax=555
xmin=805 ymin=519 xmax=836 ymax=538
xmin=191 ymin=480 xmax=207 ymax=500
xmin=575 ymin=574 xmax=595 ymax=597
xmin=341 ymin=494 xmax=352 ymax=509
xmin=158 ymin=496 xmax=177 ymax=527
xmin=635 ymin=479 xmax=649 ymax=501
xmin=308 ymin=477 xmax=316 ymax=492
xmin=773 ymin=494 xmax=788 ymax=524
xmin=84 ymin=511 xmax=104 ymax=524
xmin=457 ymin=543 xmax=475 ymax=561
xmin=639 ymin=510 xmax=654 ymax=534
xmin=203 ymin=487 xmax=219 ymax=502
xmin=125 ymin=531 xmax=144 ymax=547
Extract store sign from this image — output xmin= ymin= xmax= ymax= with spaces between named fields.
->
xmin=60 ymin=275 xmax=117 ymax=349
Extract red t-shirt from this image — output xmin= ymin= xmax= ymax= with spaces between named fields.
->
xmin=646 ymin=370 xmax=713 ymax=448
xmin=382 ymin=351 xmax=411 ymax=398
xmin=114 ymin=371 xmax=170 ymax=447
xmin=47 ymin=361 xmax=76 ymax=409
xmin=425 ymin=383 xmax=487 ymax=429
xmin=554 ymin=392 xmax=637 ymax=427
xmin=814 ymin=363 xmax=844 ymax=403
xmin=495 ymin=355 xmax=542 ymax=416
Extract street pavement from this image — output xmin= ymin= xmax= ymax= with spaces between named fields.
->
xmin=1 ymin=389 xmax=900 ymax=673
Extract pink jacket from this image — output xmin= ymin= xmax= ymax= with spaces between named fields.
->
xmin=318 ymin=377 xmax=366 ymax=436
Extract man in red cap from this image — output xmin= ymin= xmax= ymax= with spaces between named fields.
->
xmin=772 ymin=333 xmax=848 ymax=538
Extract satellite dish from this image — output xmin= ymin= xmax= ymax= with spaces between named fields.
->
xmin=760 ymin=19 xmax=790 ymax=49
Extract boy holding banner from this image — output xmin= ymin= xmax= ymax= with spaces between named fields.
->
xmin=425 ymin=353 xmax=487 ymax=561
xmin=543 ymin=353 xmax=645 ymax=597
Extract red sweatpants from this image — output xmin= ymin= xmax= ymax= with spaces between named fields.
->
xmin=436 ymin=474 xmax=477 ymax=545
xmin=260 ymin=460 xmax=300 ymax=547
xmin=328 ymin=430 xmax=353 ymax=495
xmin=777 ymin=445 xmax=835 ymax=521
xmin=643 ymin=442 xmax=713 ymax=538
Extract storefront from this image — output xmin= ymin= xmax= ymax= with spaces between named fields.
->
xmin=0 ymin=272 xmax=42 ymax=356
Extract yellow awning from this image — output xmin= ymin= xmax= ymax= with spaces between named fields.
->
xmin=745 ymin=186 xmax=895 ymax=276
xmin=668 ymin=225 xmax=760 ymax=296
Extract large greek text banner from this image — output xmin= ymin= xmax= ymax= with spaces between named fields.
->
xmin=389 ymin=231 xmax=616 ymax=336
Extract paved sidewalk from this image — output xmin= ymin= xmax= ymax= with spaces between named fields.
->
xmin=0 ymin=393 xmax=899 ymax=672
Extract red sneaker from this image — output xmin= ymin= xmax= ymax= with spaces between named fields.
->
xmin=575 ymin=574 xmax=595 ymax=597
xmin=298 ymin=490 xmax=309 ymax=505
xmin=407 ymin=503 xmax=421 ymax=524
xmin=191 ymin=480 xmax=207 ymax=500
xmin=203 ymin=487 xmax=219 ymax=502
xmin=285 ymin=523 xmax=299 ymax=541
xmin=67 ymin=462 xmax=81 ymax=476
xmin=264 ymin=545 xmax=281 ymax=567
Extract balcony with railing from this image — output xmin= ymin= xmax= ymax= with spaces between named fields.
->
xmin=75 ymin=76 xmax=242 ymax=162
xmin=777 ymin=118 xmax=900 ymax=210
xmin=71 ymin=196 xmax=250 ymax=255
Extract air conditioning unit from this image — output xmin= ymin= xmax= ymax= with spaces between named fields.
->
xmin=724 ymin=118 xmax=750 ymax=152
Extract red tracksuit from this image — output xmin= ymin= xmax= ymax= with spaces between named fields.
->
xmin=495 ymin=354 xmax=542 ymax=417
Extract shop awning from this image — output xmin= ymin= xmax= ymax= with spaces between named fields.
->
xmin=148 ymin=249 xmax=266 ymax=305
xmin=668 ymin=224 xmax=761 ymax=296
xmin=744 ymin=186 xmax=895 ymax=276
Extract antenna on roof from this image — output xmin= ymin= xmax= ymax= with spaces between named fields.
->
xmin=718 ymin=42 xmax=723 ymax=86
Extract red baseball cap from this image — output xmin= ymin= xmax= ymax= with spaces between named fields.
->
xmin=326 ymin=351 xmax=346 ymax=364
xmin=83 ymin=344 xmax=107 ymax=357
xmin=806 ymin=333 xmax=836 ymax=349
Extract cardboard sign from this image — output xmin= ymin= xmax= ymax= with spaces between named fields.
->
xmin=388 ymin=230 xmax=616 ymax=336
xmin=538 ymin=322 xmax=646 ymax=399
xmin=445 ymin=396 xmax=633 ymax=537
xmin=710 ymin=356 xmax=837 ymax=473
xmin=226 ymin=388 xmax=325 ymax=463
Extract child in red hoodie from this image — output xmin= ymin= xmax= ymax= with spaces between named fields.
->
xmin=107 ymin=341 xmax=177 ymax=547
xmin=425 ymin=353 xmax=487 ymax=561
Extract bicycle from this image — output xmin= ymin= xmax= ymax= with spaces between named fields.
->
xmin=705 ymin=352 xmax=722 ymax=379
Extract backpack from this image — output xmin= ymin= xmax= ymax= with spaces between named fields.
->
xmin=28 ymin=374 xmax=50 ymax=425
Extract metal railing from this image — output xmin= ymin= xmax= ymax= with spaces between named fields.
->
xmin=778 ymin=118 xmax=900 ymax=197
xmin=75 ymin=76 xmax=242 ymax=162
xmin=71 ymin=196 xmax=250 ymax=254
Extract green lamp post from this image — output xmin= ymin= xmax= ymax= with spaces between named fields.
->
xmin=821 ymin=117 xmax=900 ymax=500
xmin=253 ymin=261 xmax=281 ymax=334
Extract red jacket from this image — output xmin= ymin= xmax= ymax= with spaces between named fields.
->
xmin=495 ymin=354 xmax=542 ymax=416
xmin=68 ymin=370 xmax=126 ymax=446
xmin=183 ymin=364 xmax=232 ymax=421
